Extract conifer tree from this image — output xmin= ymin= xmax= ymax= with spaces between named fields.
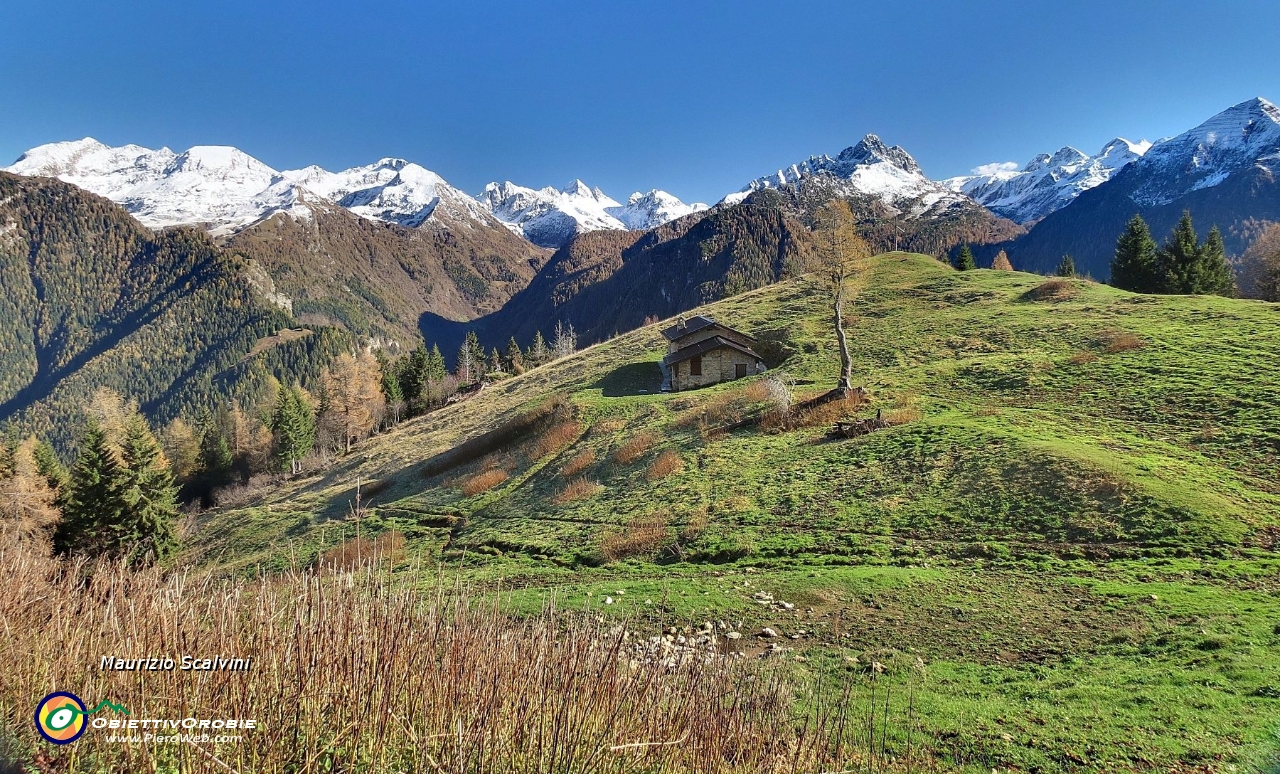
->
xmin=398 ymin=344 xmax=428 ymax=411
xmin=272 ymin=385 xmax=316 ymax=475
xmin=489 ymin=347 xmax=502 ymax=374
xmin=56 ymin=420 xmax=124 ymax=557
xmin=953 ymin=244 xmax=976 ymax=271
xmin=1160 ymin=210 xmax=1201 ymax=293
xmin=0 ymin=437 xmax=61 ymax=549
xmin=1056 ymin=254 xmax=1076 ymax=277
xmin=552 ymin=321 xmax=577 ymax=359
xmin=1111 ymin=214 xmax=1162 ymax=292
xmin=32 ymin=439 xmax=71 ymax=511
xmin=196 ymin=409 xmax=233 ymax=489
xmin=381 ymin=363 xmax=404 ymax=425
xmin=426 ymin=344 xmax=448 ymax=406
xmin=528 ymin=331 xmax=549 ymax=367
xmin=991 ymin=250 xmax=1014 ymax=271
xmin=505 ymin=337 xmax=524 ymax=374
xmin=116 ymin=415 xmax=179 ymax=566
xmin=1192 ymin=225 xmax=1234 ymax=296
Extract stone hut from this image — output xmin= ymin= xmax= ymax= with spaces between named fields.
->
xmin=660 ymin=315 xmax=765 ymax=391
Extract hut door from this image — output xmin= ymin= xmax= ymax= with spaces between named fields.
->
xmin=735 ymin=363 xmax=748 ymax=379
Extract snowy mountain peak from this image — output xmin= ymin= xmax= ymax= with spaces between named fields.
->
xmin=947 ymin=136 xmax=1151 ymax=223
xmin=4 ymin=139 xmax=493 ymax=235
xmin=607 ymin=190 xmax=708 ymax=231
xmin=839 ymin=134 xmax=922 ymax=175
xmin=730 ymin=134 xmax=962 ymax=217
xmin=477 ymin=179 xmax=704 ymax=247
xmin=1129 ymin=97 xmax=1280 ymax=206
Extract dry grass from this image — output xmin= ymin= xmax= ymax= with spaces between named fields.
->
xmin=1096 ymin=329 xmax=1147 ymax=353
xmin=462 ymin=468 xmax=509 ymax=496
xmin=0 ymin=536 xmax=887 ymax=773
xmin=884 ymin=406 xmax=924 ymax=425
xmin=763 ymin=392 xmax=867 ymax=432
xmin=600 ymin=512 xmax=672 ymax=561
xmin=646 ymin=450 xmax=684 ymax=481
xmin=613 ymin=431 xmax=658 ymax=466
xmin=560 ymin=449 xmax=596 ymax=478
xmin=1027 ymin=279 xmax=1079 ymax=301
xmin=530 ymin=421 xmax=582 ymax=460
xmin=1069 ymin=350 xmax=1099 ymax=365
xmin=741 ymin=379 xmax=771 ymax=402
xmin=553 ymin=476 xmax=601 ymax=504
xmin=317 ymin=529 xmax=406 ymax=570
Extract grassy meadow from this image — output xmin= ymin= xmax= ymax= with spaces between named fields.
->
xmin=5 ymin=253 xmax=1279 ymax=772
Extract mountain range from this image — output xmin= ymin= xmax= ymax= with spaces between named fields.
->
xmin=3 ymin=97 xmax=1279 ymax=444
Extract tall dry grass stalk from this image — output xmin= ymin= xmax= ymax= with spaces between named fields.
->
xmin=0 ymin=537 xmax=901 ymax=773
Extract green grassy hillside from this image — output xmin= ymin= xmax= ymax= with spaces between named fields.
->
xmin=193 ymin=253 xmax=1280 ymax=772
xmin=197 ymin=252 xmax=1280 ymax=569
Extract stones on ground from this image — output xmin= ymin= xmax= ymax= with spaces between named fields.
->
xmin=604 ymin=596 xmax=614 ymax=605
xmin=725 ymin=631 xmax=742 ymax=640
xmin=760 ymin=627 xmax=779 ymax=638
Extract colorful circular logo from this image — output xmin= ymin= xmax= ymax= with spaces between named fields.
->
xmin=34 ymin=692 xmax=88 ymax=744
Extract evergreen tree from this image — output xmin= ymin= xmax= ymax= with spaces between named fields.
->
xmin=32 ymin=439 xmax=71 ymax=512
xmin=1111 ymin=214 xmax=1163 ymax=292
xmin=505 ymin=337 xmax=524 ymax=374
xmin=991 ymin=250 xmax=1014 ymax=271
xmin=398 ymin=344 xmax=428 ymax=411
xmin=488 ymin=347 xmax=502 ymax=374
xmin=1190 ymin=225 xmax=1234 ymax=296
xmin=381 ymin=363 xmax=404 ymax=424
xmin=116 ymin=415 xmax=179 ymax=566
xmin=426 ymin=344 xmax=448 ymax=406
xmin=528 ymin=331 xmax=549 ymax=367
xmin=1160 ymin=210 xmax=1201 ymax=293
xmin=271 ymin=385 xmax=316 ymax=475
xmin=1056 ymin=254 xmax=1076 ymax=277
xmin=56 ymin=420 xmax=125 ymax=557
xmin=952 ymin=244 xmax=976 ymax=271
xmin=196 ymin=409 xmax=233 ymax=489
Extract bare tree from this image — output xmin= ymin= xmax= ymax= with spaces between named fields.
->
xmin=803 ymin=200 xmax=872 ymax=394
xmin=552 ymin=320 xmax=577 ymax=360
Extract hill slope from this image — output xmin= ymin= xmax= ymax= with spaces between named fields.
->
xmin=197 ymin=252 xmax=1280 ymax=570
xmin=0 ymin=172 xmax=351 ymax=449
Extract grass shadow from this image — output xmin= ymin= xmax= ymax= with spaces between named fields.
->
xmin=593 ymin=361 xmax=663 ymax=397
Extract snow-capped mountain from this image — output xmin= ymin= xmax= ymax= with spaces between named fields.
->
xmin=723 ymin=134 xmax=970 ymax=218
xmin=988 ymin=97 xmax=1280 ymax=278
xmin=945 ymin=139 xmax=1151 ymax=223
xmin=608 ymin=190 xmax=708 ymax=230
xmin=477 ymin=180 xmax=706 ymax=248
xmin=4 ymin=139 xmax=496 ymax=235
xmin=1127 ymin=96 xmax=1280 ymax=206
xmin=281 ymin=158 xmax=490 ymax=228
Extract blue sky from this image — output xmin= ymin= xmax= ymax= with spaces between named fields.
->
xmin=3 ymin=0 xmax=1278 ymax=203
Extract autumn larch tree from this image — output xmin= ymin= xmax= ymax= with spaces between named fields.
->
xmin=806 ymin=200 xmax=872 ymax=395
xmin=991 ymin=250 xmax=1014 ymax=271
xmin=321 ymin=351 xmax=387 ymax=454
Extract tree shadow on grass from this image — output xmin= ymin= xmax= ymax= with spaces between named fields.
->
xmin=593 ymin=361 xmax=663 ymax=397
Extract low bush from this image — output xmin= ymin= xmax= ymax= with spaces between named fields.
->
xmin=600 ymin=512 xmax=672 ymax=561
xmin=1096 ymin=329 xmax=1147 ymax=353
xmin=647 ymin=450 xmax=684 ymax=480
xmin=614 ymin=431 xmax=658 ymax=465
xmin=530 ymin=421 xmax=582 ymax=460
xmin=553 ymin=477 xmax=600 ymax=504
xmin=462 ymin=468 xmax=509 ymax=496
xmin=560 ymin=449 xmax=596 ymax=478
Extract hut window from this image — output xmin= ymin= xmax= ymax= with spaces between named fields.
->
xmin=690 ymin=356 xmax=702 ymax=376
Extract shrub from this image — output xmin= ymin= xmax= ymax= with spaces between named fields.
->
xmin=560 ymin=449 xmax=595 ymax=478
xmin=1096 ymin=329 xmax=1147 ymax=353
xmin=1027 ymin=279 xmax=1078 ymax=301
xmin=647 ymin=450 xmax=684 ymax=480
xmin=600 ymin=512 xmax=671 ymax=561
xmin=462 ymin=468 xmax=509 ymax=496
xmin=530 ymin=421 xmax=582 ymax=460
xmin=613 ymin=431 xmax=657 ymax=465
xmin=318 ymin=529 xmax=406 ymax=570
xmin=553 ymin=477 xmax=600 ymax=504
